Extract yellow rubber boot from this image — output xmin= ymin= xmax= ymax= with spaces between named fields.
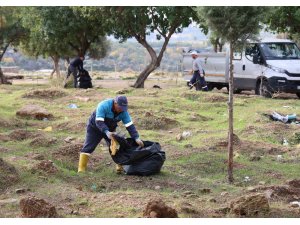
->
xmin=78 ymin=153 xmax=90 ymax=173
xmin=116 ymin=164 xmax=124 ymax=174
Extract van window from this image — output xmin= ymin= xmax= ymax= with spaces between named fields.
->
xmin=245 ymin=44 xmax=260 ymax=61
xmin=260 ymin=42 xmax=300 ymax=60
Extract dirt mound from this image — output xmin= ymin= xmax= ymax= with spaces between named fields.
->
xmin=0 ymin=158 xmax=19 ymax=192
xmin=143 ymin=199 xmax=178 ymax=218
xmin=20 ymin=196 xmax=58 ymax=218
xmin=16 ymin=105 xmax=53 ymax=120
xmin=115 ymin=88 xmax=133 ymax=95
xmin=215 ymin=133 xmax=241 ymax=147
xmin=52 ymin=143 xmax=83 ymax=163
xmin=30 ymin=136 xmax=57 ymax=147
xmin=242 ymin=122 xmax=296 ymax=142
xmin=0 ymin=118 xmax=26 ymax=129
xmin=23 ymin=88 xmax=67 ymax=99
xmin=287 ymin=179 xmax=300 ymax=188
xmin=56 ymin=121 xmax=86 ymax=132
xmin=230 ymin=193 xmax=270 ymax=217
xmin=215 ymin=135 xmax=286 ymax=156
xmin=8 ymin=129 xmax=36 ymax=141
xmin=0 ymin=118 xmax=11 ymax=127
xmin=0 ymin=147 xmax=10 ymax=153
xmin=0 ymin=133 xmax=10 ymax=142
xmin=250 ymin=180 xmax=300 ymax=202
xmin=135 ymin=112 xmax=178 ymax=130
xmin=189 ymin=113 xmax=212 ymax=122
xmin=204 ymin=94 xmax=228 ymax=102
xmin=31 ymin=160 xmax=58 ymax=175
xmin=181 ymin=92 xmax=201 ymax=101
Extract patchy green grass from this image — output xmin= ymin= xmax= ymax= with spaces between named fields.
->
xmin=0 ymin=81 xmax=300 ymax=218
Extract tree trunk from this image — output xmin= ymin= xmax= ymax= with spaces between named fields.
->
xmin=0 ymin=67 xmax=5 ymax=84
xmin=50 ymin=68 xmax=55 ymax=79
xmin=133 ymin=33 xmax=172 ymax=88
xmin=133 ymin=39 xmax=158 ymax=88
xmin=228 ymin=43 xmax=234 ymax=183
xmin=219 ymin=44 xmax=223 ymax=52
xmin=0 ymin=44 xmax=10 ymax=84
xmin=133 ymin=63 xmax=157 ymax=88
xmin=51 ymin=55 xmax=61 ymax=79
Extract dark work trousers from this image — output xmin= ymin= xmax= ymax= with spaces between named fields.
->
xmin=67 ymin=65 xmax=78 ymax=88
xmin=190 ymin=70 xmax=208 ymax=91
xmin=81 ymin=124 xmax=110 ymax=154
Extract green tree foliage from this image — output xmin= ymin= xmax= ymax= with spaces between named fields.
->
xmin=265 ymin=7 xmax=300 ymax=43
xmin=19 ymin=7 xmax=110 ymax=79
xmin=209 ymin=32 xmax=225 ymax=52
xmin=0 ymin=7 xmax=26 ymax=84
xmin=200 ymin=6 xmax=264 ymax=183
xmin=104 ymin=6 xmax=207 ymax=88
xmin=19 ymin=7 xmax=74 ymax=78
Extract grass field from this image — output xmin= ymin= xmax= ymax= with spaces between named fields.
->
xmin=0 ymin=79 xmax=300 ymax=218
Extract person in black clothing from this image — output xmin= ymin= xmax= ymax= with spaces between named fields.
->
xmin=67 ymin=55 xmax=85 ymax=88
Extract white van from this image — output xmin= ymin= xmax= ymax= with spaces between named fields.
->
xmin=182 ymin=38 xmax=300 ymax=98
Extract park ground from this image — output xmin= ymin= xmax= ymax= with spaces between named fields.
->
xmin=0 ymin=72 xmax=300 ymax=217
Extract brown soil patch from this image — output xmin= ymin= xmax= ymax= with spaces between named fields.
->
xmin=214 ymin=135 xmax=286 ymax=156
xmin=0 ymin=118 xmax=11 ymax=127
xmin=8 ymin=129 xmax=40 ymax=141
xmin=0 ymin=118 xmax=26 ymax=128
xmin=250 ymin=180 xmax=300 ymax=202
xmin=52 ymin=143 xmax=83 ymax=163
xmin=0 ymin=158 xmax=19 ymax=192
xmin=230 ymin=193 xmax=270 ymax=217
xmin=189 ymin=112 xmax=213 ymax=122
xmin=0 ymin=147 xmax=10 ymax=153
xmin=181 ymin=92 xmax=202 ymax=101
xmin=31 ymin=160 xmax=58 ymax=175
xmin=16 ymin=105 xmax=53 ymax=120
xmin=143 ymin=199 xmax=178 ymax=218
xmin=135 ymin=112 xmax=179 ymax=130
xmin=23 ymin=88 xmax=67 ymax=99
xmin=204 ymin=94 xmax=228 ymax=103
xmin=20 ymin=196 xmax=58 ymax=218
xmin=56 ymin=121 xmax=86 ymax=132
xmin=52 ymin=143 xmax=104 ymax=171
xmin=0 ymin=133 xmax=10 ymax=142
xmin=30 ymin=136 xmax=57 ymax=147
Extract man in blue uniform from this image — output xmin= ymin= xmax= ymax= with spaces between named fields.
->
xmin=189 ymin=51 xmax=208 ymax=91
xmin=78 ymin=95 xmax=144 ymax=172
xmin=67 ymin=55 xmax=85 ymax=88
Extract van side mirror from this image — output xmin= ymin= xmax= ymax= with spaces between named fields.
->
xmin=253 ymin=54 xmax=260 ymax=64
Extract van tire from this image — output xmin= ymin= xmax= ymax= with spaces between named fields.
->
xmin=296 ymin=93 xmax=300 ymax=99
xmin=256 ymin=80 xmax=272 ymax=98
xmin=233 ymin=89 xmax=242 ymax=94
xmin=207 ymin=83 xmax=214 ymax=91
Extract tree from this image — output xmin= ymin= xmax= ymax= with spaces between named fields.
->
xmin=209 ymin=32 xmax=225 ymax=52
xmin=265 ymin=7 xmax=300 ymax=43
xmin=200 ymin=6 xmax=264 ymax=183
xmin=19 ymin=7 xmax=110 ymax=79
xmin=19 ymin=7 xmax=74 ymax=79
xmin=105 ymin=6 xmax=207 ymax=88
xmin=0 ymin=7 xmax=26 ymax=84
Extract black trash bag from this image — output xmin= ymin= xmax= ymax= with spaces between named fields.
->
xmin=110 ymin=135 xmax=166 ymax=176
xmin=78 ymin=69 xmax=92 ymax=89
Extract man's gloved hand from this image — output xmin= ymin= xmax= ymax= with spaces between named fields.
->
xmin=135 ymin=138 xmax=144 ymax=148
xmin=105 ymin=131 xmax=115 ymax=139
